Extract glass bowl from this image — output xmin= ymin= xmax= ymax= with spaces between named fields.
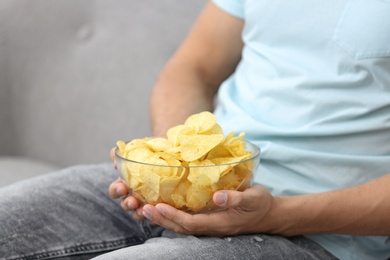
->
xmin=115 ymin=141 xmax=260 ymax=214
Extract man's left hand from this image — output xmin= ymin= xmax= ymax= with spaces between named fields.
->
xmin=140 ymin=185 xmax=274 ymax=236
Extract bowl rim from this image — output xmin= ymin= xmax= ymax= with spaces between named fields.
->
xmin=115 ymin=140 xmax=261 ymax=168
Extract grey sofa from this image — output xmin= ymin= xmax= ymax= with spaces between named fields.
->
xmin=0 ymin=0 xmax=207 ymax=187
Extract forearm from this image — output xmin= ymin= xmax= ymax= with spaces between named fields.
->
xmin=149 ymin=59 xmax=217 ymax=137
xmin=265 ymin=173 xmax=390 ymax=236
xmin=149 ymin=2 xmax=244 ymax=137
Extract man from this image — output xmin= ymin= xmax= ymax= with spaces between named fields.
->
xmin=110 ymin=1 xmax=390 ymax=259
xmin=1 ymin=1 xmax=389 ymax=259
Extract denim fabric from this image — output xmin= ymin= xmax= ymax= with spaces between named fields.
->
xmin=0 ymin=164 xmax=149 ymax=259
xmin=95 ymin=230 xmax=338 ymax=260
xmin=0 ymin=164 xmax=337 ymax=260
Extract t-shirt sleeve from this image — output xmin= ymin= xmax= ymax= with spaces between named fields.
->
xmin=212 ymin=0 xmax=244 ymax=19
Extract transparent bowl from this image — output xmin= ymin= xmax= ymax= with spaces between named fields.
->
xmin=115 ymin=141 xmax=260 ymax=214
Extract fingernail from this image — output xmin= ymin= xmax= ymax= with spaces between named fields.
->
xmin=127 ymin=201 xmax=135 ymax=210
xmin=156 ymin=205 xmax=165 ymax=216
xmin=143 ymin=207 xmax=152 ymax=220
xmin=116 ymin=187 xmax=124 ymax=195
xmin=214 ymin=191 xmax=227 ymax=205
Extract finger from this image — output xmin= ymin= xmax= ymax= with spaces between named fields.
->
xmin=108 ymin=178 xmax=128 ymax=198
xmin=132 ymin=206 xmax=146 ymax=222
xmin=154 ymin=204 xmax=234 ymax=236
xmin=120 ymin=195 xmax=140 ymax=211
xmin=143 ymin=204 xmax=189 ymax=234
xmin=110 ymin=147 xmax=117 ymax=169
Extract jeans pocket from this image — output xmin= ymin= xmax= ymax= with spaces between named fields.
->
xmin=333 ymin=0 xmax=390 ymax=59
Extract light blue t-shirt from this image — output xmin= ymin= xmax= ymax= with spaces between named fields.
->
xmin=212 ymin=0 xmax=390 ymax=259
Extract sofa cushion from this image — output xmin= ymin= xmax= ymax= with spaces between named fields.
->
xmin=0 ymin=156 xmax=60 ymax=187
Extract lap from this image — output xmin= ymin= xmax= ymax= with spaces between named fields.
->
xmin=0 ymin=163 xmax=148 ymax=260
xmin=0 ymin=163 xmax=336 ymax=260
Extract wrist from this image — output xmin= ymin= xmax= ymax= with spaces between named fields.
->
xmin=261 ymin=195 xmax=304 ymax=236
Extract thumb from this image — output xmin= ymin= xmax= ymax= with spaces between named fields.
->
xmin=213 ymin=186 xmax=263 ymax=210
xmin=213 ymin=190 xmax=247 ymax=209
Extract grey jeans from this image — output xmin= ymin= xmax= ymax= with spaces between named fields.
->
xmin=0 ymin=164 xmax=337 ymax=260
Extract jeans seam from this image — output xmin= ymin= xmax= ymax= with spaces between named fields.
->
xmin=6 ymin=236 xmax=145 ymax=260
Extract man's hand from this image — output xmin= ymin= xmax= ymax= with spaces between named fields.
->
xmin=140 ymin=185 xmax=274 ymax=236
xmin=108 ymin=178 xmax=146 ymax=221
xmin=109 ymin=147 xmax=117 ymax=169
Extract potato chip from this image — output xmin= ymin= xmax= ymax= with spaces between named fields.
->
xmin=186 ymin=185 xmax=213 ymax=212
xmin=146 ymin=138 xmax=172 ymax=152
xmin=188 ymin=160 xmax=220 ymax=186
xmin=179 ymin=134 xmax=224 ymax=161
xmin=210 ymin=157 xmax=245 ymax=177
xmin=127 ymin=147 xmax=155 ymax=163
xmin=139 ymin=169 xmax=161 ymax=203
xmin=159 ymin=176 xmax=181 ymax=204
xmin=215 ymin=168 xmax=241 ymax=190
xmin=201 ymin=124 xmax=224 ymax=135
xmin=172 ymin=178 xmax=191 ymax=209
xmin=167 ymin=125 xmax=195 ymax=146
xmin=224 ymin=132 xmax=250 ymax=157
xmin=116 ymin=140 xmax=127 ymax=155
xmin=206 ymin=143 xmax=231 ymax=159
xmin=184 ymin=111 xmax=217 ymax=134
xmin=155 ymin=152 xmax=182 ymax=167
xmin=124 ymin=163 xmax=142 ymax=189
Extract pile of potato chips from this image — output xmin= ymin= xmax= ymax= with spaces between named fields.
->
xmin=116 ymin=111 xmax=257 ymax=213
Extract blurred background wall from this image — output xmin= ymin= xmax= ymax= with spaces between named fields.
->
xmin=0 ymin=0 xmax=207 ymax=171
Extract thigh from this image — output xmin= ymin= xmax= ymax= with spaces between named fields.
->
xmin=93 ymin=230 xmax=337 ymax=260
xmin=0 ymin=163 xmax=147 ymax=260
